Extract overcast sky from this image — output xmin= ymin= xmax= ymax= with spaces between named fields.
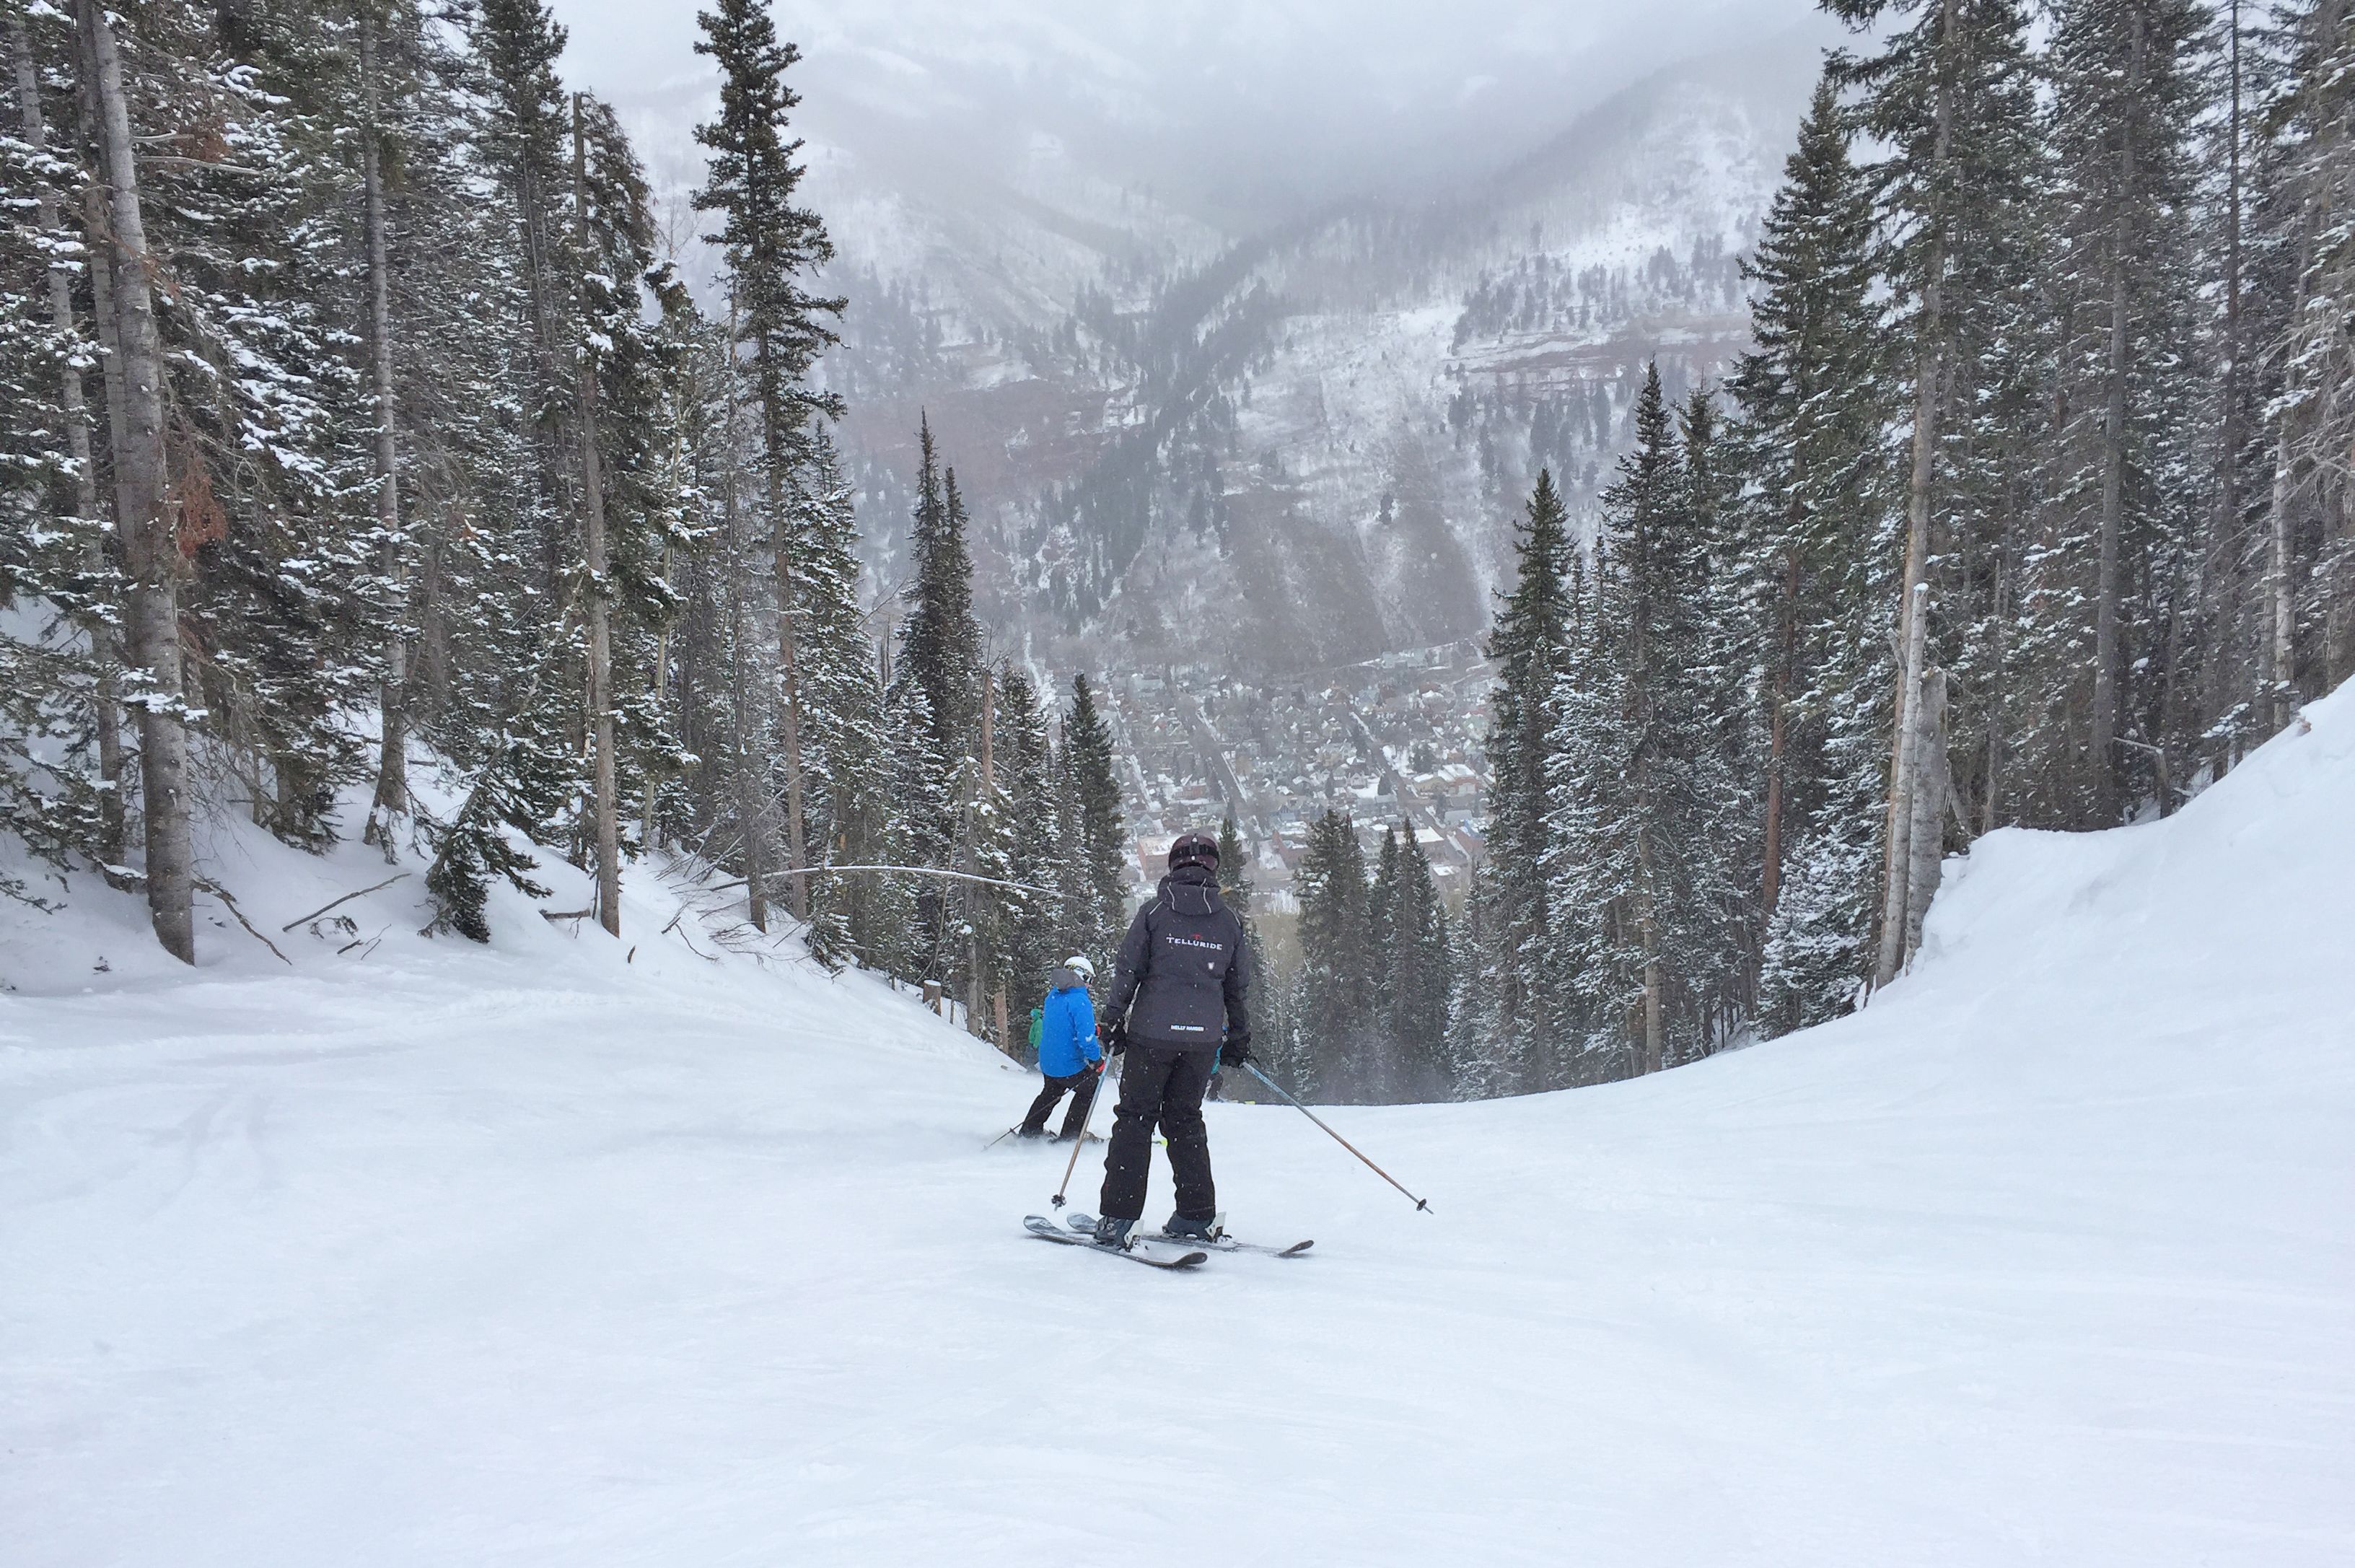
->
xmin=545 ymin=0 xmax=1834 ymax=224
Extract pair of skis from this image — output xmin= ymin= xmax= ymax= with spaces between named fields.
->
xmin=1022 ymin=1212 xmax=1312 ymax=1270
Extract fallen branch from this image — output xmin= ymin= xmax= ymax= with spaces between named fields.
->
xmin=194 ymin=879 xmax=291 ymax=965
xmin=539 ymin=908 xmax=595 ymax=923
xmin=281 ymin=872 xmax=411 ymax=932
xmin=668 ymin=919 xmax=719 ymax=963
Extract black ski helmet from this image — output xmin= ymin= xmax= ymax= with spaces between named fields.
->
xmin=1167 ymin=831 xmax=1220 ymax=875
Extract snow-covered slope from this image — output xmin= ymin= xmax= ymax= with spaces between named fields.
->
xmin=6 ymin=688 xmax=2353 ymax=1565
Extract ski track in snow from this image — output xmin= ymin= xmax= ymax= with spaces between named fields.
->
xmin=5 ymin=693 xmax=2354 ymax=1566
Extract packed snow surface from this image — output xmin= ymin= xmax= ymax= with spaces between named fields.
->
xmin=6 ymin=691 xmax=2354 ymax=1566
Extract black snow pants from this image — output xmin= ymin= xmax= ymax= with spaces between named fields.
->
xmin=1098 ymin=1043 xmax=1216 ymax=1222
xmin=1021 ymin=1069 xmax=1100 ymax=1139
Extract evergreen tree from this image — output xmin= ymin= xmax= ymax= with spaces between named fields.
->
xmin=1366 ymin=824 xmax=1404 ymax=1088
xmin=1828 ymin=0 xmax=2045 ymax=983
xmin=1728 ymin=72 xmax=1900 ymax=1033
xmin=1545 ymin=366 xmax=1743 ymax=1075
xmin=1294 ymin=810 xmax=1373 ymax=1100
xmin=694 ymin=0 xmax=844 ymax=919
xmin=1058 ymin=672 xmax=1127 ymax=960
xmin=789 ymin=424 xmax=898 ymax=970
xmin=892 ymin=420 xmax=985 ymax=973
xmin=2022 ymin=0 xmax=2212 ymax=826
xmin=0 ymin=8 xmax=116 ymax=899
xmin=995 ymin=665 xmax=1063 ymax=1010
xmin=898 ymin=421 xmax=983 ymax=770
xmin=1386 ymin=823 xmax=1455 ymax=1099
xmin=1472 ymin=469 xmax=1574 ymax=1090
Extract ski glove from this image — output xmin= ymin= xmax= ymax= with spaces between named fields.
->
xmin=1101 ymin=1021 xmax=1127 ymax=1056
xmin=1219 ymin=1036 xmax=1252 ymax=1069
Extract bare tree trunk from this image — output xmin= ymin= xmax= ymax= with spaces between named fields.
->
xmin=1761 ymin=542 xmax=1797 ymax=917
xmin=722 ymin=299 xmax=766 ymax=932
xmin=2268 ymin=434 xmax=2297 ymax=727
xmin=755 ymin=345 xmax=810 ymax=922
xmin=1637 ymin=819 xmax=1663 ymax=1076
xmin=512 ymin=122 xmax=569 ymax=605
xmin=12 ymin=14 xmax=126 ymax=873
xmin=1902 ymin=667 xmax=1950 ymax=964
xmin=571 ymin=97 xmax=620 ymax=937
xmin=964 ymin=675 xmax=996 ymax=1039
xmin=2093 ymin=263 xmax=2128 ymax=820
xmin=79 ymin=0 xmax=193 ymax=963
xmin=641 ymin=538 xmax=675 ymax=849
xmin=2328 ymin=482 xmax=2353 ymax=690
xmin=359 ymin=6 xmax=410 ymax=851
xmin=1877 ymin=372 xmax=1940 ymax=986
xmin=2091 ymin=16 xmax=2143 ymax=825
xmin=1876 ymin=0 xmax=1959 ymax=992
xmin=1983 ymin=510 xmax=2011 ymax=835
xmin=2206 ymin=0 xmax=2247 ymax=780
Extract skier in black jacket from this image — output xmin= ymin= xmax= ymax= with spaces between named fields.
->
xmin=1093 ymin=829 xmax=1253 ymax=1248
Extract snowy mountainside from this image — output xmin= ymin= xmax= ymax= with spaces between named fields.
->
xmin=6 ymin=678 xmax=2352 ymax=1560
xmin=823 ymin=40 xmax=1820 ymax=676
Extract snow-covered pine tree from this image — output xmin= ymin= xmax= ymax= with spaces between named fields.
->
xmin=1828 ymin=0 xmax=2044 ymax=984
xmin=1678 ymin=387 xmax=1763 ymax=1042
xmin=1387 ymin=823 xmax=1455 ymax=1100
xmin=1546 ymin=366 xmax=1743 ymax=1076
xmin=1294 ymin=809 xmax=1373 ymax=1101
xmin=1057 ymin=672 xmax=1127 ymax=962
xmin=789 ymin=423 xmax=900 ymax=971
xmin=74 ymin=0 xmax=203 ymax=959
xmin=1366 ymin=823 xmax=1403 ymax=1091
xmin=472 ymin=0 xmax=576 ymax=605
xmin=1471 ymin=468 xmax=1574 ymax=1090
xmin=883 ymin=673 xmax=950 ymax=982
xmin=693 ymin=0 xmax=843 ymax=923
xmin=2250 ymin=1 xmax=2355 ymax=724
xmin=2019 ymin=0 xmax=2212 ymax=828
xmin=1727 ymin=74 xmax=1900 ymax=1034
xmin=597 ymin=260 xmax=706 ymax=862
xmin=992 ymin=665 xmax=1062 ymax=1020
xmin=0 ymin=9 xmax=118 ymax=899
xmin=892 ymin=421 xmax=984 ymax=973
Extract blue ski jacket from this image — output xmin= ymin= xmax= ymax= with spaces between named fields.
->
xmin=1036 ymin=972 xmax=1101 ymax=1077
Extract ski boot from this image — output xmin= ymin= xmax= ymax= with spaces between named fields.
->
xmin=1013 ymin=1126 xmax=1048 ymax=1140
xmin=1161 ymin=1212 xmax=1222 ymax=1243
xmin=1092 ymin=1214 xmax=1136 ymax=1249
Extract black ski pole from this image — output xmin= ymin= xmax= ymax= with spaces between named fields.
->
xmin=1241 ymin=1061 xmax=1431 ymax=1213
xmin=1050 ymin=1059 xmax=1114 ymax=1209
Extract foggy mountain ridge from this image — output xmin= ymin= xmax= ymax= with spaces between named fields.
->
xmin=812 ymin=33 xmax=1826 ymax=679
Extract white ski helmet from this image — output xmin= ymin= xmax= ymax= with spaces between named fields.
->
xmin=1062 ymin=955 xmax=1096 ymax=981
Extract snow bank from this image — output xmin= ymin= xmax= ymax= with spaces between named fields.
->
xmin=4 ymin=691 xmax=2351 ymax=1566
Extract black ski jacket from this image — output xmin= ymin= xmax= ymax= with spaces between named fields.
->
xmin=1108 ymin=867 xmax=1251 ymax=1054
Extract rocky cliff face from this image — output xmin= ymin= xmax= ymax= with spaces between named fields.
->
xmin=809 ymin=40 xmax=1825 ymax=678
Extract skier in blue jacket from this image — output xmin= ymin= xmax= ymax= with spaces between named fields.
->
xmin=1016 ymin=956 xmax=1103 ymax=1141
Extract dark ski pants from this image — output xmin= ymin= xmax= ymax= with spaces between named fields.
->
xmin=1021 ymin=1069 xmax=1100 ymax=1139
xmin=1099 ymin=1043 xmax=1216 ymax=1222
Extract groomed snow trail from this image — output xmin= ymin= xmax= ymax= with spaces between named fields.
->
xmin=5 ymin=691 xmax=2353 ymax=1567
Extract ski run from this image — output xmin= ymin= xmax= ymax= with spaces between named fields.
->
xmin=0 ymin=673 xmax=2346 ymax=1568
